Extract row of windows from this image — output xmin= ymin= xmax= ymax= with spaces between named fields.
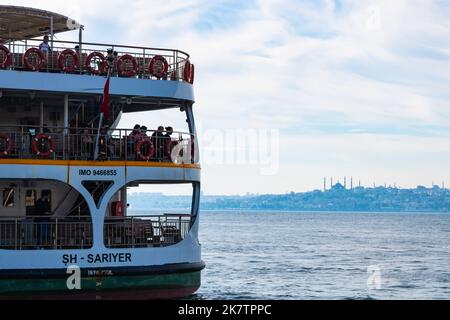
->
xmin=1 ymin=188 xmax=52 ymax=211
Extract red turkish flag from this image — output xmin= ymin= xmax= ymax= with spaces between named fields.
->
xmin=100 ymin=75 xmax=110 ymax=118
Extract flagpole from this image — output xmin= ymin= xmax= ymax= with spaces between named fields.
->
xmin=94 ymin=68 xmax=111 ymax=160
xmin=93 ymin=112 xmax=103 ymax=160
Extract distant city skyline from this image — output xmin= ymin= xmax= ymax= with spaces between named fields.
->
xmin=321 ymin=176 xmax=449 ymax=191
xmin=128 ymin=184 xmax=450 ymax=212
xmin=7 ymin=0 xmax=450 ymax=195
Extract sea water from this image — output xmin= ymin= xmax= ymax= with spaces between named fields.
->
xmin=194 ymin=211 xmax=450 ymax=300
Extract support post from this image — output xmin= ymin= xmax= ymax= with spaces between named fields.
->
xmin=64 ymin=95 xmax=69 ymax=133
xmin=50 ymin=15 xmax=54 ymax=51
xmin=93 ymin=112 xmax=104 ymax=160
xmin=79 ymin=26 xmax=84 ymax=74
xmin=120 ymin=187 xmax=127 ymax=214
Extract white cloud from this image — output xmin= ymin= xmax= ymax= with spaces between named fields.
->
xmin=3 ymin=0 xmax=450 ymax=193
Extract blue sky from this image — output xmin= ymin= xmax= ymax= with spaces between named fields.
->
xmin=4 ymin=0 xmax=450 ymax=194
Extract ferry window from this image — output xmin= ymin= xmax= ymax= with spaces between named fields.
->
xmin=26 ymin=190 xmax=37 ymax=215
xmin=42 ymin=190 xmax=52 ymax=208
xmin=2 ymin=188 xmax=15 ymax=208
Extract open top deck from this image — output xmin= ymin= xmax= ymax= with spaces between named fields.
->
xmin=0 ymin=5 xmax=81 ymax=40
xmin=0 ymin=5 xmax=196 ymax=101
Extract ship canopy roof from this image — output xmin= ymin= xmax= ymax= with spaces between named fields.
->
xmin=0 ymin=5 xmax=82 ymax=41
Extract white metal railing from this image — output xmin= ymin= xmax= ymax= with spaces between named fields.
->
xmin=104 ymin=214 xmax=191 ymax=248
xmin=1 ymin=39 xmax=194 ymax=83
xmin=0 ymin=125 xmax=197 ymax=163
xmin=0 ymin=214 xmax=191 ymax=250
xmin=0 ymin=217 xmax=92 ymax=250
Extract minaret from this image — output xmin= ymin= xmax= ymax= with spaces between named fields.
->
xmin=323 ymin=177 xmax=326 ymax=192
xmin=359 ymin=180 xmax=361 ymax=188
xmin=331 ymin=177 xmax=333 ymax=189
xmin=344 ymin=177 xmax=347 ymax=189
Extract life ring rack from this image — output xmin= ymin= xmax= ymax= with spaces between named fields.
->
xmin=135 ymin=138 xmax=155 ymax=161
xmin=32 ymin=133 xmax=56 ymax=158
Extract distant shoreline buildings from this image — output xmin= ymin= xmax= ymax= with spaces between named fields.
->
xmin=322 ymin=176 xmax=447 ymax=192
xmin=128 ymin=183 xmax=450 ymax=213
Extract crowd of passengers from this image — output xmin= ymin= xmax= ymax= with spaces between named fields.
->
xmin=8 ymin=123 xmax=179 ymax=162
xmin=87 ymin=123 xmax=177 ymax=161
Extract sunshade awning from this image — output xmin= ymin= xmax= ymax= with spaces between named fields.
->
xmin=0 ymin=5 xmax=81 ymax=41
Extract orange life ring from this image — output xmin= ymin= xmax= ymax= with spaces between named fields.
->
xmin=135 ymin=138 xmax=155 ymax=161
xmin=117 ymin=54 xmax=137 ymax=77
xmin=58 ymin=49 xmax=79 ymax=73
xmin=183 ymin=60 xmax=192 ymax=83
xmin=0 ymin=45 xmax=11 ymax=69
xmin=85 ymin=51 xmax=106 ymax=75
xmin=23 ymin=48 xmax=45 ymax=71
xmin=149 ymin=55 xmax=168 ymax=79
xmin=0 ymin=133 xmax=12 ymax=156
xmin=32 ymin=133 xmax=56 ymax=158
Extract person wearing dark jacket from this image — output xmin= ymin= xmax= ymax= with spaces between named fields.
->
xmin=34 ymin=194 xmax=51 ymax=216
xmin=151 ymin=126 xmax=165 ymax=160
xmin=127 ymin=124 xmax=141 ymax=159
xmin=33 ymin=194 xmax=51 ymax=247
xmin=163 ymin=126 xmax=175 ymax=161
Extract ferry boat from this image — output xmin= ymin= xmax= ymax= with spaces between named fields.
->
xmin=0 ymin=6 xmax=203 ymax=299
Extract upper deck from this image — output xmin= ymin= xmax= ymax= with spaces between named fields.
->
xmin=0 ymin=6 xmax=199 ymax=173
xmin=0 ymin=39 xmax=195 ymax=102
xmin=0 ymin=5 xmax=195 ymax=103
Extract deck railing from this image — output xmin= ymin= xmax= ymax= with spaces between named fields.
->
xmin=0 ymin=125 xmax=197 ymax=164
xmin=104 ymin=214 xmax=191 ymax=248
xmin=1 ymin=39 xmax=193 ymax=83
xmin=0 ymin=217 xmax=92 ymax=250
xmin=0 ymin=214 xmax=191 ymax=250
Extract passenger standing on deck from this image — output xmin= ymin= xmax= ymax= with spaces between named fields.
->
xmin=140 ymin=126 xmax=149 ymax=137
xmin=81 ymin=126 xmax=94 ymax=160
xmin=98 ymin=125 xmax=110 ymax=160
xmin=38 ymin=35 xmax=52 ymax=70
xmin=127 ymin=124 xmax=141 ymax=159
xmin=39 ymin=35 xmax=51 ymax=53
xmin=164 ymin=126 xmax=173 ymax=139
xmin=33 ymin=193 xmax=51 ymax=247
xmin=139 ymin=126 xmax=150 ymax=159
xmin=151 ymin=126 xmax=164 ymax=160
xmin=163 ymin=126 xmax=175 ymax=161
xmin=105 ymin=49 xmax=118 ymax=76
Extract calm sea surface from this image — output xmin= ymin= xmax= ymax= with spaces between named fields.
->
xmin=134 ymin=210 xmax=450 ymax=300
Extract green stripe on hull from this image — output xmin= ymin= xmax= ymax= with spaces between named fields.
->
xmin=0 ymin=271 xmax=201 ymax=296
